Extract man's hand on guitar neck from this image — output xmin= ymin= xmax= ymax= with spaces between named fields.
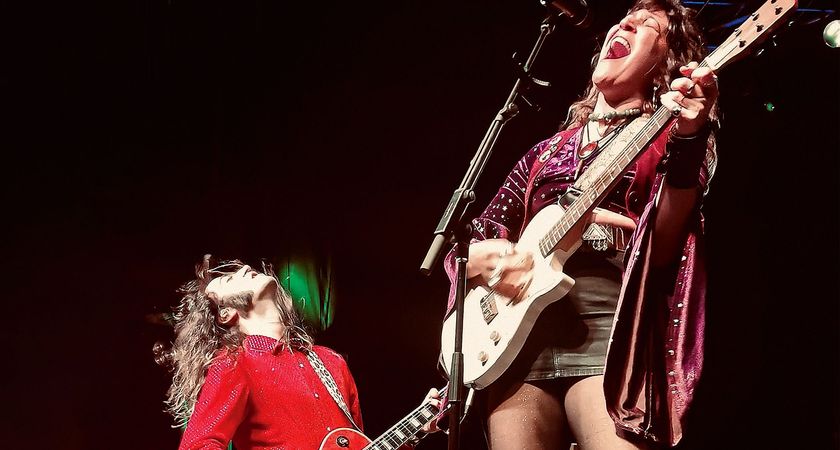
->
xmin=466 ymin=239 xmax=534 ymax=303
xmin=420 ymin=388 xmax=444 ymax=434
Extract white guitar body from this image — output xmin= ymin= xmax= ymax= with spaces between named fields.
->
xmin=440 ymin=204 xmax=581 ymax=389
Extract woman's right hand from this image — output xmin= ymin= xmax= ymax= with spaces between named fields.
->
xmin=466 ymin=239 xmax=534 ymax=303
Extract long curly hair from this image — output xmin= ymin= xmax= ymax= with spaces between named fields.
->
xmin=164 ymin=255 xmax=313 ymax=426
xmin=565 ymin=0 xmax=718 ymax=180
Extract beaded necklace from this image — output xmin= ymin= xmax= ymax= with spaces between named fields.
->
xmin=577 ymin=107 xmax=641 ymax=161
xmin=586 ymin=107 xmax=641 ymax=123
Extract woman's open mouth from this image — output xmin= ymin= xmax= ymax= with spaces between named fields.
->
xmin=605 ymin=36 xmax=631 ymax=60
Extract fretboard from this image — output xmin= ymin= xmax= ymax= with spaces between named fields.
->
xmin=537 ymin=103 xmax=678 ymax=257
xmin=364 ymin=402 xmax=439 ymax=450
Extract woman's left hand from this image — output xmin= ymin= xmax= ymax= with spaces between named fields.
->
xmin=660 ymin=61 xmax=718 ymax=136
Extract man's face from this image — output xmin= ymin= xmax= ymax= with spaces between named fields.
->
xmin=205 ymin=265 xmax=277 ymax=306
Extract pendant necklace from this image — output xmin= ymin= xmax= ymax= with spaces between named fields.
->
xmin=575 ymin=122 xmax=626 ymax=179
xmin=575 ymin=107 xmax=642 ymax=178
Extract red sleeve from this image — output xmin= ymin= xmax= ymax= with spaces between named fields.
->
xmin=317 ymin=346 xmax=364 ymax=431
xmin=179 ymin=355 xmax=249 ymax=450
xmin=342 ymin=358 xmax=364 ymax=431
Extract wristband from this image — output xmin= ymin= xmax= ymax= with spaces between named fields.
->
xmin=665 ymin=127 xmax=710 ymax=188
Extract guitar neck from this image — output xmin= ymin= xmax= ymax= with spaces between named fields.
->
xmin=364 ymin=402 xmax=439 ymax=450
xmin=538 ymin=105 xmax=674 ymax=257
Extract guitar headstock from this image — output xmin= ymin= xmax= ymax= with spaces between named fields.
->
xmin=705 ymin=0 xmax=798 ymax=72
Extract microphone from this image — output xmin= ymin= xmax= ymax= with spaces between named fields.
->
xmin=540 ymin=0 xmax=592 ymax=28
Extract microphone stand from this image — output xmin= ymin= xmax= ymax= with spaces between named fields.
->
xmin=419 ymin=13 xmax=562 ymax=450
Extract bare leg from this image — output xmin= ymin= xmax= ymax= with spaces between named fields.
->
xmin=564 ymin=376 xmax=648 ymax=450
xmin=484 ymin=380 xmax=571 ymax=450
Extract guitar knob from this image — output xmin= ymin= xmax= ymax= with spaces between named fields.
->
xmin=337 ymin=435 xmax=350 ymax=447
xmin=489 ymin=330 xmax=501 ymax=344
xmin=478 ymin=351 xmax=489 ymax=364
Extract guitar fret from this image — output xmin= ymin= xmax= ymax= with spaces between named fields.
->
xmin=705 ymin=40 xmax=726 ymax=69
xmin=366 ymin=404 xmax=439 ymax=450
xmin=539 ymin=109 xmax=672 ymax=256
xmin=537 ymin=103 xmax=672 ymax=255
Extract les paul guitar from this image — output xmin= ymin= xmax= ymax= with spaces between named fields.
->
xmin=318 ymin=388 xmax=449 ymax=450
xmin=441 ymin=0 xmax=798 ymax=389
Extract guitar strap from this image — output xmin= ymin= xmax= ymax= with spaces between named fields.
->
xmin=305 ymin=350 xmax=361 ymax=431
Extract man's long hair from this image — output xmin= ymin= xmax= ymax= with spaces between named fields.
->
xmin=165 ymin=255 xmax=313 ymax=426
xmin=565 ymin=0 xmax=718 ymax=178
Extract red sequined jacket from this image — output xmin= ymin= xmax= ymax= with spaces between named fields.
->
xmin=179 ymin=336 xmax=363 ymax=450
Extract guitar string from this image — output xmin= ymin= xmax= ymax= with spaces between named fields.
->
xmin=538 ymin=105 xmax=671 ymax=255
xmin=366 ymin=403 xmax=438 ymax=449
xmin=541 ymin=3 xmax=784 ymax=252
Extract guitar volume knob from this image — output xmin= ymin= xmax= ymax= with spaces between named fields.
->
xmin=489 ymin=330 xmax=501 ymax=344
xmin=478 ymin=351 xmax=489 ymax=364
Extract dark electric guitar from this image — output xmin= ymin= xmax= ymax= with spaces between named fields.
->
xmin=441 ymin=0 xmax=799 ymax=389
xmin=318 ymin=388 xmax=449 ymax=450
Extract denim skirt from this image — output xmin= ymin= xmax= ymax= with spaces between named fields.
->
xmin=494 ymin=249 xmax=625 ymax=384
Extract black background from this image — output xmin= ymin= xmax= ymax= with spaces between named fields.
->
xmin=3 ymin=0 xmax=838 ymax=448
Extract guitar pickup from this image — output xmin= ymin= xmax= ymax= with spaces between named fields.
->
xmin=480 ymin=293 xmax=498 ymax=324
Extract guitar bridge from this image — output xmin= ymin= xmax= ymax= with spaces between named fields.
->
xmin=480 ymin=293 xmax=498 ymax=324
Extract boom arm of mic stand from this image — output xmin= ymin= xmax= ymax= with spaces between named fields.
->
xmin=420 ymin=18 xmax=557 ymax=275
xmin=419 ymin=15 xmax=558 ymax=450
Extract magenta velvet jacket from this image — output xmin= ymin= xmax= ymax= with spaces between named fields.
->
xmin=443 ymin=125 xmax=708 ymax=446
xmin=604 ymin=158 xmax=708 ymax=447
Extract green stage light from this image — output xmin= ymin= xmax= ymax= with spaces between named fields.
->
xmin=277 ymin=255 xmax=335 ymax=332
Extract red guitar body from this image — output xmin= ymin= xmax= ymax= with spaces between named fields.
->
xmin=317 ymin=387 xmax=447 ymax=450
xmin=318 ymin=428 xmax=372 ymax=450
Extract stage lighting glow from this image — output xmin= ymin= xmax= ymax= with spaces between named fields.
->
xmin=824 ymin=20 xmax=840 ymax=48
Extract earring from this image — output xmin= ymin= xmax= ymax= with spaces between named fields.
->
xmin=652 ymin=84 xmax=660 ymax=109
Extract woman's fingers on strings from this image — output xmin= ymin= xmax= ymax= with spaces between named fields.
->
xmin=660 ymin=90 xmax=684 ymax=111
xmin=691 ymin=67 xmax=715 ymax=87
xmin=664 ymin=91 xmax=703 ymax=115
xmin=680 ymin=60 xmax=699 ymax=72
xmin=692 ymin=68 xmax=719 ymax=101
xmin=669 ymin=77 xmax=695 ymax=95
xmin=678 ymin=100 xmax=701 ymax=120
xmin=676 ymin=65 xmax=717 ymax=98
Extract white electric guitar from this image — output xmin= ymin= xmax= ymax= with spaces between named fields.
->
xmin=441 ymin=0 xmax=798 ymax=389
